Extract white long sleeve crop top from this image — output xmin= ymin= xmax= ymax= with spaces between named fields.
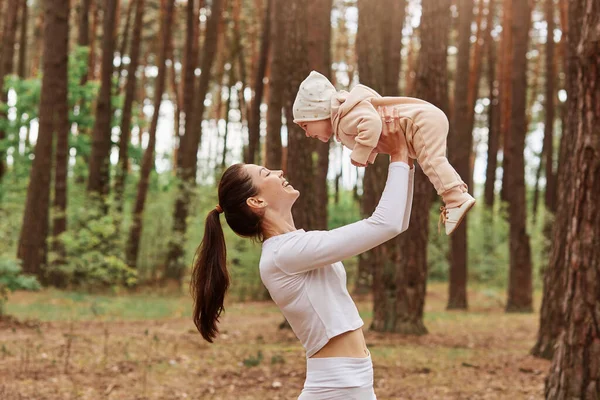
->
xmin=259 ymin=162 xmax=414 ymax=357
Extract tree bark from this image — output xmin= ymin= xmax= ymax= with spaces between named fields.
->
xmin=265 ymin=0 xmax=283 ymax=170
xmin=543 ymin=0 xmax=557 ymax=213
xmin=545 ymin=2 xmax=600 ymax=396
xmin=246 ymin=0 xmax=269 ymax=165
xmin=0 ymin=0 xmax=19 ymax=180
xmin=163 ymin=0 xmax=223 ymax=282
xmin=17 ymin=0 xmax=69 ymax=278
xmin=114 ymin=0 xmax=145 ymax=215
xmin=126 ymin=0 xmax=175 ymax=269
xmin=499 ymin=0 xmax=513 ymax=201
xmin=17 ymin=0 xmax=28 ymax=78
xmin=484 ymin=0 xmax=499 ymax=208
xmin=78 ymin=0 xmax=91 ymax=46
xmin=505 ymin=0 xmax=533 ymax=313
xmin=29 ymin=9 xmax=44 ymax=77
xmin=447 ymin=0 xmax=474 ymax=310
xmin=87 ymin=0 xmax=118 ymax=203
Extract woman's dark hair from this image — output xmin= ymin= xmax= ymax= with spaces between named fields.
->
xmin=191 ymin=164 xmax=263 ymax=342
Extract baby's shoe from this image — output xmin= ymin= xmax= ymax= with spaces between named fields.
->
xmin=439 ymin=194 xmax=476 ymax=235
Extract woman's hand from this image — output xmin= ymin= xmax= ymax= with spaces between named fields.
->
xmin=375 ymin=107 xmax=410 ymax=164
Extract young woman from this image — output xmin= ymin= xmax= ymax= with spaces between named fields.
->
xmin=192 ymin=110 xmax=414 ymax=399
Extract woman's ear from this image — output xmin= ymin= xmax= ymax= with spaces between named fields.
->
xmin=246 ymin=196 xmax=267 ymax=210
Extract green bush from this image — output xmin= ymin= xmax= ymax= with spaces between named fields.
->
xmin=0 ymin=256 xmax=40 ymax=316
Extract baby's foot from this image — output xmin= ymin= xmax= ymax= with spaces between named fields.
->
xmin=439 ymin=194 xmax=476 ymax=235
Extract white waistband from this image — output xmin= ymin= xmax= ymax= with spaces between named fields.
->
xmin=304 ymin=355 xmax=374 ymax=389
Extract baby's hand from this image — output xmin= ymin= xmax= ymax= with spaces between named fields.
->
xmin=351 ymin=159 xmax=367 ymax=168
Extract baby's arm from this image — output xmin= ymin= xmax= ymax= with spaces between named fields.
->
xmin=350 ymin=101 xmax=383 ymax=166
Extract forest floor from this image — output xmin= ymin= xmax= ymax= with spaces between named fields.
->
xmin=0 ymin=283 xmax=550 ymax=400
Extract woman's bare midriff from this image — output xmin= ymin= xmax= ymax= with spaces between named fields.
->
xmin=310 ymin=327 xmax=369 ymax=358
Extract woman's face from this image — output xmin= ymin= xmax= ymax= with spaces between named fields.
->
xmin=244 ymin=164 xmax=299 ymax=212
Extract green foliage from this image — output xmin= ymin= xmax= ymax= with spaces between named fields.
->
xmin=243 ymin=350 xmax=263 ymax=367
xmin=0 ymin=256 xmax=41 ymax=315
xmin=48 ymin=205 xmax=137 ymax=290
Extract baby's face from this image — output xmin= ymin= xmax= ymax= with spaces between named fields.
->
xmin=299 ymin=119 xmax=333 ymax=143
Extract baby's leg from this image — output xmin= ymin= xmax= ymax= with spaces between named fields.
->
xmin=409 ymin=104 xmax=471 ymax=208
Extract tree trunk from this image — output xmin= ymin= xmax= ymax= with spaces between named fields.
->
xmin=87 ymin=0 xmax=118 ymax=203
xmin=543 ymin=0 xmax=557 ymax=213
xmin=265 ymin=0 xmax=283 ymax=170
xmin=0 ymin=0 xmax=19 ymax=180
xmin=17 ymin=0 xmax=28 ymax=77
xmin=114 ymin=0 xmax=135 ymax=88
xmin=114 ymin=0 xmax=145 ymax=215
xmin=447 ymin=0 xmax=474 ymax=310
xmin=17 ymin=0 xmax=69 ymax=278
xmin=307 ymin=0 xmax=332 ymax=230
xmin=78 ymin=0 xmax=91 ymax=47
xmin=29 ymin=9 xmax=44 ymax=76
xmin=126 ymin=0 xmax=175 ymax=269
xmin=163 ymin=0 xmax=223 ymax=282
xmin=531 ymin=0 xmax=573 ymax=361
xmin=355 ymin=0 xmax=409 ymax=333
xmin=246 ymin=0 xmax=269 ymax=165
xmin=505 ymin=0 xmax=533 ymax=313
xmin=545 ymin=2 xmax=600 ymax=396
xmin=393 ymin=0 xmax=449 ymax=334
xmin=484 ymin=0 xmax=499 ymax=208
xmin=87 ymin=0 xmax=99 ymax=81
xmin=499 ymin=0 xmax=513 ymax=201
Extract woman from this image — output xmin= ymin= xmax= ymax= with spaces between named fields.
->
xmin=192 ymin=110 xmax=414 ymax=399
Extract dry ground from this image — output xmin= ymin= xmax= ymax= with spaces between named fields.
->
xmin=0 ymin=284 xmax=550 ymax=399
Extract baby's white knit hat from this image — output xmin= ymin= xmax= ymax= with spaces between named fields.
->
xmin=292 ymin=70 xmax=337 ymax=123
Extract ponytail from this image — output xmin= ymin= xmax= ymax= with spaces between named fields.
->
xmin=191 ymin=209 xmax=229 ymax=342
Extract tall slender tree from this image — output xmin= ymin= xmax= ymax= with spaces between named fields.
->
xmin=545 ymin=2 xmax=600 ymax=396
xmin=17 ymin=0 xmax=70 ymax=278
xmin=484 ymin=0 xmax=499 ymax=208
xmin=0 ymin=0 xmax=19 ymax=179
xmin=87 ymin=0 xmax=118 ymax=202
xmin=164 ymin=0 xmax=224 ymax=282
xmin=447 ymin=0 xmax=474 ymax=310
xmin=505 ymin=0 xmax=533 ymax=312
xmin=127 ymin=0 xmax=175 ymax=269
xmin=499 ymin=0 xmax=513 ymax=201
xmin=246 ymin=0 xmax=269 ymax=165
xmin=17 ymin=0 xmax=28 ymax=78
xmin=265 ymin=0 xmax=284 ymax=170
xmin=542 ymin=0 xmax=556 ymax=213
xmin=114 ymin=0 xmax=145 ymax=214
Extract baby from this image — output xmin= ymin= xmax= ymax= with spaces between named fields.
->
xmin=292 ymin=70 xmax=475 ymax=235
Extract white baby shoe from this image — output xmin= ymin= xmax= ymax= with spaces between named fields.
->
xmin=439 ymin=194 xmax=476 ymax=235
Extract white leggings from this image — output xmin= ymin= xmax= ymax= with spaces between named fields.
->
xmin=297 ymin=355 xmax=377 ymax=400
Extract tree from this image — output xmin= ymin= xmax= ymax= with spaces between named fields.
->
xmin=505 ymin=0 xmax=533 ymax=312
xmin=447 ymin=0 xmax=474 ymax=310
xmin=545 ymin=2 xmax=600 ymax=397
xmin=265 ymin=0 xmax=284 ymax=170
xmin=127 ymin=0 xmax=176 ymax=269
xmin=114 ymin=0 xmax=145 ymax=215
xmin=17 ymin=0 xmax=70 ymax=278
xmin=484 ymin=0 xmax=499 ymax=208
xmin=87 ymin=0 xmax=118 ymax=202
xmin=307 ymin=0 xmax=333 ymax=230
xmin=542 ymin=0 xmax=557 ymax=213
xmin=17 ymin=0 xmax=28 ymax=78
xmin=499 ymin=0 xmax=513 ymax=201
xmin=393 ymin=0 xmax=450 ymax=334
xmin=164 ymin=0 xmax=224 ymax=282
xmin=246 ymin=0 xmax=269 ymax=165
xmin=0 ymin=0 xmax=19 ymax=179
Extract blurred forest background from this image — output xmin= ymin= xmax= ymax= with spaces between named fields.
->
xmin=0 ymin=0 xmax=598 ymax=398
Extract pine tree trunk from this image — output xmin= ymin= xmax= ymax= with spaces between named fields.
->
xmin=29 ymin=10 xmax=44 ymax=76
xmin=17 ymin=0 xmax=69 ymax=278
xmin=543 ymin=0 xmax=556 ymax=213
xmin=499 ymin=0 xmax=513 ymax=201
xmin=484 ymin=0 xmax=499 ymax=208
xmin=78 ymin=0 xmax=91 ymax=46
xmin=265 ymin=0 xmax=283 ymax=170
xmin=0 ymin=0 xmax=19 ymax=180
xmin=126 ymin=0 xmax=175 ymax=269
xmin=114 ymin=0 xmax=135 ymax=87
xmin=447 ymin=0 xmax=474 ymax=310
xmin=505 ymin=0 xmax=533 ymax=313
xmin=163 ymin=0 xmax=223 ymax=282
xmin=87 ymin=0 xmax=118 ymax=203
xmin=17 ymin=0 xmax=28 ymax=77
xmin=393 ymin=0 xmax=448 ymax=334
xmin=531 ymin=0 xmax=574 ymax=362
xmin=246 ymin=0 xmax=269 ymax=165
xmin=87 ymin=0 xmax=99 ymax=81
xmin=545 ymin=2 xmax=600 ymax=396
xmin=307 ymin=0 xmax=332 ymax=231
xmin=114 ymin=0 xmax=145 ymax=215
xmin=355 ymin=0 xmax=408 ymax=333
